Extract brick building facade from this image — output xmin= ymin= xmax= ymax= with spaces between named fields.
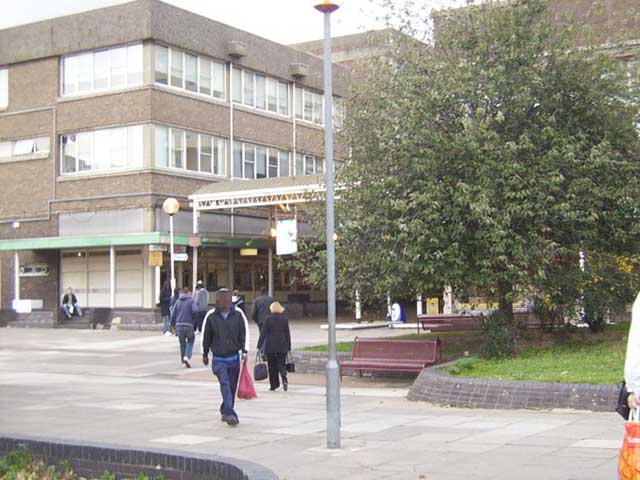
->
xmin=0 ymin=0 xmax=347 ymax=325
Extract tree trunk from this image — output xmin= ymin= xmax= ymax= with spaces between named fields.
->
xmin=497 ymin=280 xmax=514 ymax=324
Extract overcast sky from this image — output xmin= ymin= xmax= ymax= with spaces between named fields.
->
xmin=0 ymin=0 xmax=465 ymax=45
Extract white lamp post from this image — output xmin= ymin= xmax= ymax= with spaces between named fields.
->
xmin=314 ymin=0 xmax=341 ymax=450
xmin=162 ymin=198 xmax=180 ymax=291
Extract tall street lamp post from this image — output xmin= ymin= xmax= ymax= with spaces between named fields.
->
xmin=162 ymin=198 xmax=180 ymax=291
xmin=314 ymin=0 xmax=341 ymax=449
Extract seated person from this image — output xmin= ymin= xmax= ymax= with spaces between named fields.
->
xmin=61 ymin=287 xmax=83 ymax=319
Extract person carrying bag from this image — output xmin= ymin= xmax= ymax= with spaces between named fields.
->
xmin=256 ymin=301 xmax=292 ymax=391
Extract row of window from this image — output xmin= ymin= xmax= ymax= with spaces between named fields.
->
xmin=58 ymin=124 xmax=325 ymax=178
xmin=61 ymin=125 xmax=143 ymax=174
xmin=232 ymin=141 xmax=291 ymax=179
xmin=154 ymin=45 xmax=226 ymax=100
xmin=62 ymin=44 xmax=143 ymax=96
xmin=155 ymin=126 xmax=226 ymax=176
xmin=54 ymin=43 xmax=345 ymax=127
xmin=0 ymin=136 xmax=50 ymax=160
xmin=232 ymin=67 xmax=290 ymax=116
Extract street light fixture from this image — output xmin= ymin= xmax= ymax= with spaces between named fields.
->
xmin=314 ymin=0 xmax=341 ymax=450
xmin=162 ymin=198 xmax=180 ymax=291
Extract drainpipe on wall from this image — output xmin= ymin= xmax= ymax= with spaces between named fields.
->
xmin=13 ymin=251 xmax=20 ymax=303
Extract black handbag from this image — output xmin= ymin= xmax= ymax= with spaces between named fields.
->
xmin=617 ymin=380 xmax=632 ymax=420
xmin=254 ymin=352 xmax=268 ymax=381
xmin=286 ymin=352 xmax=295 ymax=373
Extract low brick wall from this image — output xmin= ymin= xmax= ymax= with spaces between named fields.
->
xmin=0 ymin=310 xmax=55 ymax=328
xmin=291 ymin=350 xmax=351 ymax=374
xmin=0 ymin=435 xmax=278 ymax=480
xmin=408 ymin=363 xmax=618 ymax=411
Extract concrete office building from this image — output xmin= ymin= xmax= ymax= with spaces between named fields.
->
xmin=0 ymin=0 xmax=347 ymax=326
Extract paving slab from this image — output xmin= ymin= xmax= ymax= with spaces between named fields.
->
xmin=0 ymin=327 xmax=622 ymax=480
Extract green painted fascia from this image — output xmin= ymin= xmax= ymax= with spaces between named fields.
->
xmin=0 ymin=232 xmax=197 ymax=251
xmin=201 ymin=237 xmax=275 ymax=249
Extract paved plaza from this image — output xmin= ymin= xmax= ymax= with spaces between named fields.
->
xmin=0 ymin=325 xmax=622 ymax=480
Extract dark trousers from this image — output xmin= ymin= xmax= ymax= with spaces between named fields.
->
xmin=176 ymin=324 xmax=194 ymax=360
xmin=212 ymin=359 xmax=240 ymax=418
xmin=266 ymin=352 xmax=287 ymax=390
xmin=195 ymin=311 xmax=207 ymax=332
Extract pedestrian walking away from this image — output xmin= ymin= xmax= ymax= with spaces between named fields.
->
xmin=169 ymin=287 xmax=180 ymax=312
xmin=251 ymin=286 xmax=274 ymax=337
xmin=257 ymin=301 xmax=291 ymax=391
xmin=159 ymin=280 xmax=172 ymax=336
xmin=232 ymin=289 xmax=246 ymax=316
xmin=170 ymin=287 xmax=198 ymax=368
xmin=61 ymin=287 xmax=83 ymax=319
xmin=194 ymin=280 xmax=209 ymax=333
xmin=202 ymin=288 xmax=247 ymax=427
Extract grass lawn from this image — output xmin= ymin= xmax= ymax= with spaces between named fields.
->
xmin=446 ymin=324 xmax=628 ymax=384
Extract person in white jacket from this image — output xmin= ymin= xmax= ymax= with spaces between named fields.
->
xmin=625 ymin=292 xmax=640 ymax=408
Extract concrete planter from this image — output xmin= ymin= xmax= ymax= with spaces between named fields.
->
xmin=0 ymin=435 xmax=278 ymax=480
xmin=408 ymin=363 xmax=619 ymax=412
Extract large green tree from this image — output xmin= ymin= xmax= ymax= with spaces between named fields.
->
xmin=292 ymin=0 xmax=640 ymax=323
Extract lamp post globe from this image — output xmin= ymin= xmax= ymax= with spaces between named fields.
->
xmin=162 ymin=197 xmax=180 ymax=216
xmin=314 ymin=0 xmax=340 ymax=13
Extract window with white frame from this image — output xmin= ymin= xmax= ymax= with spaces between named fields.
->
xmin=61 ymin=125 xmax=142 ymax=174
xmin=294 ymin=87 xmax=345 ymax=128
xmin=0 ymin=136 xmax=50 ymax=162
xmin=0 ymin=67 xmax=7 ymax=109
xmin=295 ymin=153 xmax=324 ymax=176
xmin=295 ymin=86 xmax=323 ymax=125
xmin=155 ymin=125 xmax=226 ymax=176
xmin=333 ymin=96 xmax=345 ymax=129
xmin=232 ymin=66 xmax=289 ymax=116
xmin=233 ymin=141 xmax=290 ymax=179
xmin=154 ymin=44 xmax=225 ymax=100
xmin=62 ymin=44 xmax=142 ymax=96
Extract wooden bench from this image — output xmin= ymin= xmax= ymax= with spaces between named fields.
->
xmin=340 ymin=337 xmax=442 ymax=378
xmin=418 ymin=309 xmax=531 ymax=333
xmin=418 ymin=314 xmax=482 ymax=332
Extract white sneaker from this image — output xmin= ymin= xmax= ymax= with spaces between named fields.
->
xmin=182 ymin=356 xmax=191 ymax=368
xmin=163 ymin=332 xmax=171 ymax=337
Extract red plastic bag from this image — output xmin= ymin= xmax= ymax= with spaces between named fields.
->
xmin=619 ymin=415 xmax=640 ymax=479
xmin=237 ymin=363 xmax=257 ymax=400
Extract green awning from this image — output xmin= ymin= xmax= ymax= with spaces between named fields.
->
xmin=0 ymin=232 xmax=198 ymax=251
xmin=0 ymin=233 xmax=274 ymax=251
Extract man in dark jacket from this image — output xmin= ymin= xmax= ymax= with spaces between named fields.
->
xmin=251 ymin=286 xmax=274 ymax=334
xmin=202 ymin=289 xmax=247 ymax=427
xmin=170 ymin=287 xmax=198 ymax=368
